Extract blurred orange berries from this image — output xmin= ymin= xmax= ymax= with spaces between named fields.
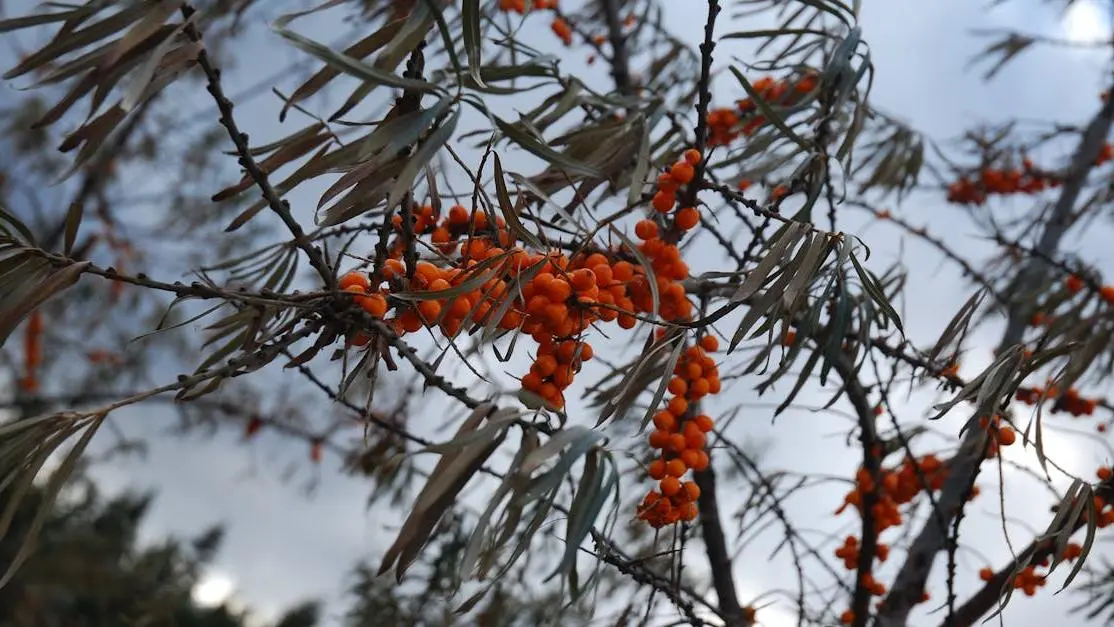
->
xmin=946 ymin=158 xmax=1064 ymax=206
xmin=18 ymin=311 xmax=43 ymax=393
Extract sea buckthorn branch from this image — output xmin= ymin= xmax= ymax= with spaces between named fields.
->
xmin=15 ymin=321 xmax=319 ymax=436
xmin=828 ymin=352 xmax=884 ymax=627
xmin=701 ymin=181 xmax=799 ymax=225
xmin=862 ymin=347 xmax=952 ymax=557
xmin=589 ymin=530 xmax=716 ymax=626
xmin=691 ymin=455 xmax=751 ymax=626
xmin=987 ymin=230 xmax=1111 ymax=302
xmin=948 ymin=479 xmax=1114 ymax=627
xmin=180 ymin=4 xmax=335 ymax=288
xmin=877 ymin=85 xmax=1114 ymax=626
xmin=680 ymin=0 xmax=722 ymax=213
xmin=599 ymin=0 xmax=634 ymax=96
xmin=30 ymin=249 xmax=318 ymax=308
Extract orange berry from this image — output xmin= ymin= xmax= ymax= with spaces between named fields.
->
xmin=398 ymin=310 xmax=423 ymax=333
xmin=652 ymin=191 xmax=676 ymax=213
xmin=1066 ymin=274 xmax=1085 ymax=293
xmin=689 ymin=378 xmax=711 ymax=398
xmin=417 ymin=300 xmax=442 ymax=322
xmin=552 ymin=365 xmax=574 ymax=388
xmin=997 ymin=426 xmax=1017 ymax=446
xmin=544 ymin=302 xmax=569 ymax=325
xmin=547 ymin=279 xmax=572 ymax=302
xmin=383 ymin=258 xmax=405 ymax=279
xmin=579 ymin=343 xmax=594 ymax=361
xmin=538 ymin=381 xmax=559 ymax=402
xmin=535 ymin=354 xmax=558 ymax=376
xmin=840 ymin=610 xmax=854 ymax=625
xmin=684 ymin=362 xmax=702 ymax=380
xmin=653 ymin=411 xmax=677 ymax=431
xmin=682 ymin=480 xmax=700 ymax=500
xmin=1099 ymin=466 xmax=1113 ymax=481
xmin=612 ymin=261 xmax=635 ymax=281
xmin=648 ymin=430 xmax=670 ymax=449
xmin=648 ymin=459 xmax=667 ymax=480
xmin=679 ymin=501 xmax=698 ymax=521
xmin=521 ymin=371 xmax=543 ymax=391
xmin=979 ymin=567 xmax=994 ymax=581
xmin=683 ymin=149 xmax=702 ymax=165
xmin=1102 ymin=285 xmax=1114 ymax=304
xmin=668 ymin=377 xmax=688 ymax=396
xmin=674 ymin=206 xmax=700 ymax=230
xmin=666 ymin=459 xmax=687 ymax=477
xmin=699 ymin=335 xmax=719 ymax=352
xmin=660 ymin=476 xmax=681 ymax=497
xmin=668 ymin=396 xmax=688 ymax=416
xmin=692 ymin=415 xmax=714 ymax=433
xmin=684 ymin=430 xmax=706 ymax=450
xmin=690 ymin=450 xmax=710 ymax=471
xmin=668 ymin=433 xmax=688 ymax=453
xmin=670 ymin=162 xmax=695 ymax=185
xmin=680 ymin=448 xmax=701 ymax=468
xmin=359 ymin=293 xmax=388 ymax=317
xmin=635 ymin=219 xmax=659 ymax=240
xmin=339 ymin=272 xmax=369 ymax=291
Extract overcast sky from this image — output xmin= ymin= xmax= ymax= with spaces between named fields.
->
xmin=5 ymin=0 xmax=1114 ymax=626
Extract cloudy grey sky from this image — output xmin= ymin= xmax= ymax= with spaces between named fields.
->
xmin=5 ymin=0 xmax=1114 ymax=625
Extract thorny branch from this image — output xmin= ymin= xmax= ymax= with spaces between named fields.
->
xmin=181 ymin=4 xmax=335 ymax=288
xmin=830 ymin=354 xmax=881 ymax=627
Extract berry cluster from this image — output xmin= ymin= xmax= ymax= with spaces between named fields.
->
xmin=332 ymin=149 xmax=712 ymax=525
xmin=834 ymin=535 xmax=890 ymax=571
xmin=834 ymin=453 xmax=957 ymax=621
xmin=701 ymin=73 xmax=818 ymax=147
xmin=946 ymin=160 xmax=1062 ymax=206
xmin=836 ymin=454 xmax=956 ymax=530
xmin=1014 ymin=383 xmax=1099 ymax=418
xmin=637 ymin=337 xmax=720 ymax=527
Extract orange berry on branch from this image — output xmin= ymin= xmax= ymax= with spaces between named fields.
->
xmin=666 ymin=458 xmax=687 ymax=477
xmin=652 ymin=191 xmax=676 ymax=213
xmin=683 ymin=480 xmax=701 ymax=500
xmin=359 ymin=293 xmax=389 ymax=317
xmin=634 ymin=219 xmax=659 ymax=240
xmin=693 ymin=414 xmax=714 ymax=433
xmin=674 ymin=206 xmax=700 ymax=230
xmin=670 ymin=162 xmax=695 ymax=185
xmin=653 ymin=411 xmax=677 ymax=431
xmin=699 ymin=335 xmax=719 ymax=352
xmin=339 ymin=272 xmax=370 ymax=291
xmin=648 ymin=429 xmax=670 ymax=449
xmin=660 ymin=476 xmax=681 ymax=497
